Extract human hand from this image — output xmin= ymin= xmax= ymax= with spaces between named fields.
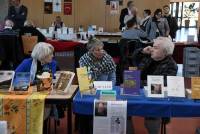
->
xmin=142 ymin=46 xmax=152 ymax=54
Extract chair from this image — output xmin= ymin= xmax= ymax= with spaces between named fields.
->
xmin=21 ymin=35 xmax=38 ymax=55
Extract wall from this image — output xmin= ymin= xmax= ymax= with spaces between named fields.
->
xmin=0 ymin=0 xmax=8 ymax=22
xmin=19 ymin=0 xmax=169 ymax=31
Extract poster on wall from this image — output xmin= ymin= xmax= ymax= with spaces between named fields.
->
xmin=53 ymin=0 xmax=61 ymax=12
xmin=44 ymin=2 xmax=53 ymax=14
xmin=106 ymin=0 xmax=122 ymax=5
xmin=64 ymin=3 xmax=72 ymax=15
xmin=110 ymin=1 xmax=119 ymax=15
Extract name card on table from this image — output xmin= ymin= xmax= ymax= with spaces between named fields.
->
xmin=93 ymin=81 xmax=112 ymax=90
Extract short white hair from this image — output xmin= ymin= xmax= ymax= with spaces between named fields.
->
xmin=24 ymin=20 xmax=34 ymax=27
xmin=31 ymin=42 xmax=54 ymax=61
xmin=5 ymin=19 xmax=14 ymax=27
xmin=154 ymin=37 xmax=174 ymax=55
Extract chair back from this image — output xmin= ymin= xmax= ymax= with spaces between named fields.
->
xmin=21 ymin=35 xmax=38 ymax=55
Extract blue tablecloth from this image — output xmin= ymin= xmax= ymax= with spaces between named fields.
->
xmin=73 ymin=86 xmax=200 ymax=117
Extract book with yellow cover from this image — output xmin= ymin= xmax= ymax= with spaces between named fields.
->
xmin=191 ymin=77 xmax=200 ymax=99
xmin=76 ymin=67 xmax=91 ymax=93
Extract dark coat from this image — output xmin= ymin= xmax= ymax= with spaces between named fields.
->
xmin=119 ymin=8 xmax=129 ymax=30
xmin=7 ymin=5 xmax=28 ymax=29
xmin=133 ymin=48 xmax=178 ymax=86
xmin=164 ymin=15 xmax=178 ymax=39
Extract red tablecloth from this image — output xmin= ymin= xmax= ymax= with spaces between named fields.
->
xmin=173 ymin=42 xmax=200 ymax=64
xmin=46 ymin=39 xmax=82 ymax=52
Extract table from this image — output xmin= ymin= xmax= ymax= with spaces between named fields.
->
xmin=173 ymin=42 xmax=200 ymax=64
xmin=46 ymin=85 xmax=78 ymax=134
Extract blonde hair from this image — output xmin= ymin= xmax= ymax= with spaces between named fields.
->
xmin=154 ymin=37 xmax=174 ymax=55
xmin=31 ymin=42 xmax=54 ymax=61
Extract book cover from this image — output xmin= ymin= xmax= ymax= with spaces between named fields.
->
xmin=76 ymin=67 xmax=91 ymax=93
xmin=122 ymin=70 xmax=141 ymax=95
xmin=12 ymin=72 xmax=31 ymax=91
xmin=54 ymin=71 xmax=75 ymax=93
xmin=167 ymin=76 xmax=185 ymax=97
xmin=147 ymin=75 xmax=164 ymax=98
xmin=191 ymin=77 xmax=200 ymax=99
xmin=0 ymin=71 xmax=15 ymax=92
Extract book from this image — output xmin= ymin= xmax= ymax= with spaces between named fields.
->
xmin=76 ymin=67 xmax=91 ymax=93
xmin=191 ymin=77 xmax=200 ymax=99
xmin=167 ymin=76 xmax=185 ymax=97
xmin=36 ymin=72 xmax=52 ymax=92
xmin=54 ymin=71 xmax=75 ymax=94
xmin=147 ymin=75 xmax=164 ymax=98
xmin=100 ymin=90 xmax=116 ymax=101
xmin=0 ymin=71 xmax=15 ymax=93
xmin=122 ymin=70 xmax=141 ymax=96
xmin=12 ymin=72 xmax=31 ymax=92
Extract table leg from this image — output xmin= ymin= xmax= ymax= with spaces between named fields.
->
xmin=67 ymin=102 xmax=72 ymax=134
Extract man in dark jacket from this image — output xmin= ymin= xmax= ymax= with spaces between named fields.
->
xmin=163 ymin=5 xmax=178 ymax=41
xmin=119 ymin=1 xmax=134 ymax=30
xmin=7 ymin=0 xmax=28 ymax=30
xmin=133 ymin=37 xmax=177 ymax=134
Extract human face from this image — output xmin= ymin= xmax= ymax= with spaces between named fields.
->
xmin=156 ymin=12 xmax=162 ymax=19
xmin=12 ymin=0 xmax=20 ymax=6
xmin=163 ymin=7 xmax=170 ymax=15
xmin=41 ymin=54 xmax=53 ymax=64
xmin=56 ymin=17 xmax=61 ymax=23
xmin=151 ymin=41 xmax=166 ymax=61
xmin=92 ymin=45 xmax=104 ymax=59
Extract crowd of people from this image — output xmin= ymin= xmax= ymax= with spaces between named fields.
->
xmin=0 ymin=0 xmax=180 ymax=134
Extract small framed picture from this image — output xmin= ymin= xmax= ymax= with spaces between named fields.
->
xmin=147 ymin=75 xmax=164 ymax=98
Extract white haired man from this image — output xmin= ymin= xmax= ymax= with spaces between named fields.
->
xmin=133 ymin=37 xmax=177 ymax=134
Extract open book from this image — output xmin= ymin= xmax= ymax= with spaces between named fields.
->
xmin=54 ymin=71 xmax=75 ymax=93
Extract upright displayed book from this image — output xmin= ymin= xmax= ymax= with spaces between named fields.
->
xmin=12 ymin=72 xmax=31 ymax=94
xmin=191 ymin=77 xmax=200 ymax=99
xmin=122 ymin=70 xmax=140 ymax=96
xmin=0 ymin=71 xmax=15 ymax=93
xmin=54 ymin=71 xmax=75 ymax=94
xmin=147 ymin=75 xmax=164 ymax=98
xmin=167 ymin=76 xmax=185 ymax=98
xmin=76 ymin=67 xmax=93 ymax=94
xmin=36 ymin=72 xmax=52 ymax=92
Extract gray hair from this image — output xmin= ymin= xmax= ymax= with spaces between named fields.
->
xmin=154 ymin=37 xmax=174 ymax=55
xmin=87 ymin=37 xmax=104 ymax=51
xmin=5 ymin=19 xmax=14 ymax=28
xmin=31 ymin=42 xmax=54 ymax=61
xmin=24 ymin=20 xmax=34 ymax=27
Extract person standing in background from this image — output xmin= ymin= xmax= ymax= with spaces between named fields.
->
xmin=52 ymin=16 xmax=65 ymax=31
xmin=163 ymin=5 xmax=178 ymax=41
xmin=7 ymin=0 xmax=28 ymax=30
xmin=119 ymin=1 xmax=134 ymax=30
xmin=140 ymin=9 xmax=151 ymax=31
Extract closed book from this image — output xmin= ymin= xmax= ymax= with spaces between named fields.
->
xmin=122 ymin=70 xmax=141 ymax=95
xmin=191 ymin=77 xmax=200 ymax=99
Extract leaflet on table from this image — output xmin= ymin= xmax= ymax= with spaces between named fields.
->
xmin=100 ymin=90 xmax=116 ymax=101
xmin=0 ymin=71 xmax=15 ymax=92
xmin=93 ymin=81 xmax=112 ymax=90
xmin=147 ymin=75 xmax=164 ymax=98
xmin=93 ymin=100 xmax=127 ymax=134
xmin=191 ymin=77 xmax=200 ymax=99
xmin=167 ymin=76 xmax=185 ymax=98
xmin=122 ymin=70 xmax=140 ymax=96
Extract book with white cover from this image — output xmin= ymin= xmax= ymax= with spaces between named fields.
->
xmin=49 ymin=27 xmax=54 ymax=34
xmin=167 ymin=76 xmax=185 ymax=97
xmin=147 ymin=75 xmax=164 ymax=98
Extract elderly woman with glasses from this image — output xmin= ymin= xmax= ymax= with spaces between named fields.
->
xmin=146 ymin=8 xmax=170 ymax=41
xmin=15 ymin=42 xmax=56 ymax=83
xmin=132 ymin=37 xmax=177 ymax=134
xmin=79 ymin=37 xmax=116 ymax=85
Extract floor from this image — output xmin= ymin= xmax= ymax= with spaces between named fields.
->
xmin=49 ymin=113 xmax=200 ymax=134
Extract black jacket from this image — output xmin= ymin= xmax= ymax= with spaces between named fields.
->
xmin=19 ymin=26 xmax=46 ymax=42
xmin=7 ymin=5 xmax=28 ymax=29
xmin=119 ymin=8 xmax=128 ymax=30
xmin=164 ymin=15 xmax=178 ymax=39
xmin=133 ymin=48 xmax=178 ymax=86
